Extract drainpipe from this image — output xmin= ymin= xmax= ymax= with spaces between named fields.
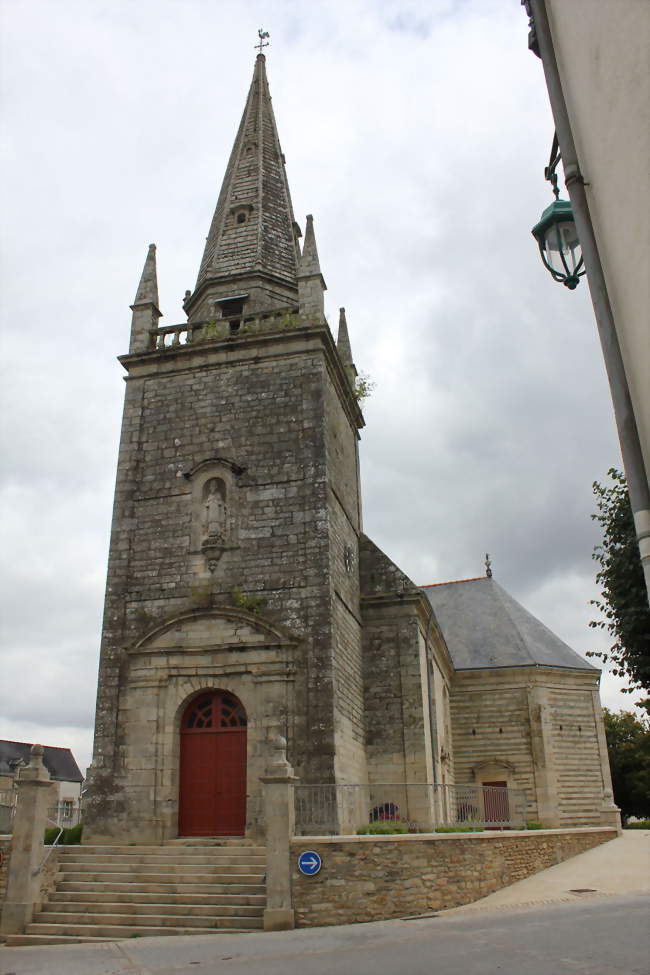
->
xmin=527 ymin=0 xmax=650 ymax=600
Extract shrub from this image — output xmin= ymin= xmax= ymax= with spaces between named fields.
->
xmin=357 ymin=820 xmax=408 ymax=835
xmin=526 ymin=821 xmax=544 ymax=830
xmin=62 ymin=823 xmax=83 ymax=844
xmin=43 ymin=824 xmax=83 ymax=845
xmin=435 ymin=825 xmax=484 ymax=833
xmin=231 ymin=587 xmax=267 ymax=616
xmin=624 ymin=820 xmax=650 ymax=829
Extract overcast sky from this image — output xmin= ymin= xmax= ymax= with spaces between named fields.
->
xmin=0 ymin=0 xmax=638 ymax=776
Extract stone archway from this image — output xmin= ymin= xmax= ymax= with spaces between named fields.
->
xmin=179 ymin=689 xmax=247 ymax=837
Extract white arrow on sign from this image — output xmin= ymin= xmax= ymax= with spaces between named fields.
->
xmin=298 ymin=851 xmax=322 ymax=874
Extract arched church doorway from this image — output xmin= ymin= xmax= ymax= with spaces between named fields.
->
xmin=179 ymin=690 xmax=247 ymax=837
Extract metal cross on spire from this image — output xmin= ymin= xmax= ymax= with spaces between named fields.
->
xmin=255 ymin=29 xmax=270 ymax=54
xmin=485 ymin=553 xmax=493 ymax=578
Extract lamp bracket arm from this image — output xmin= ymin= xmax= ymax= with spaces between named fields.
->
xmin=563 ymin=163 xmax=588 ymax=189
xmin=545 ymin=132 xmax=561 ymax=199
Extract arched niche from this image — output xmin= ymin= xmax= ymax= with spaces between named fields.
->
xmin=185 ymin=457 xmax=245 ymax=570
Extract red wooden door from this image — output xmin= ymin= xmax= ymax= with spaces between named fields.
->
xmin=179 ymin=691 xmax=247 ymax=837
xmin=483 ymin=780 xmax=510 ymax=827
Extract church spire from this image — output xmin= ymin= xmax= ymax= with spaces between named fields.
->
xmin=336 ymin=307 xmax=356 ymax=384
xmin=185 ymin=54 xmax=301 ymax=322
xmin=298 ymin=214 xmax=327 ymax=322
xmin=129 ymin=243 xmax=161 ymax=353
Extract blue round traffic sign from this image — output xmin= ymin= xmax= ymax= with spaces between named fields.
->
xmin=297 ymin=850 xmax=322 ymax=876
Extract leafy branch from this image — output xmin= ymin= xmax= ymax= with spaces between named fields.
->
xmin=588 ymin=468 xmax=650 ymax=706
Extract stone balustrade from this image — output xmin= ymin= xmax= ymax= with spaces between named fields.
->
xmin=148 ymin=306 xmax=303 ymax=352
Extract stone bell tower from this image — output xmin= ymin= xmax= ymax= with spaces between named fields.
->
xmin=85 ymin=53 xmax=367 ymax=843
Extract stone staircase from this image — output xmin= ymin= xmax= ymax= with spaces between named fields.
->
xmin=5 ymin=842 xmax=266 ymax=946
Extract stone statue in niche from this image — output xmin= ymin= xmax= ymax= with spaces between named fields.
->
xmin=203 ymin=478 xmax=227 ymax=543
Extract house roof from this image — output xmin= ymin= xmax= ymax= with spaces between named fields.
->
xmin=0 ymin=740 xmax=83 ymax=782
xmin=420 ymin=576 xmax=596 ymax=673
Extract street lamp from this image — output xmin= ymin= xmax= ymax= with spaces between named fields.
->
xmin=532 ymin=133 xmax=586 ymax=290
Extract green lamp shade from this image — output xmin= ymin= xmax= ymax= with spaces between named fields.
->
xmin=532 ymin=199 xmax=585 ymax=289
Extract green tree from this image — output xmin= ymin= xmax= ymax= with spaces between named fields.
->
xmin=603 ymin=709 xmax=650 ymax=822
xmin=588 ymin=469 xmax=650 ymax=708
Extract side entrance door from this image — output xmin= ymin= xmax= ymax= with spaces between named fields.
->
xmin=482 ymin=780 xmax=510 ymax=827
xmin=179 ymin=690 xmax=247 ymax=837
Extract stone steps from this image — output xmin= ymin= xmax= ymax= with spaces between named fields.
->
xmin=49 ymin=890 xmax=265 ymax=906
xmin=5 ymin=843 xmax=267 ymax=946
xmin=56 ymin=880 xmax=265 ymax=895
xmin=15 ymin=921 xmax=258 ymax=940
xmin=43 ymin=901 xmax=264 ymax=918
xmin=7 ymin=934 xmax=122 ymax=946
xmin=164 ymin=838 xmax=261 ymax=847
xmin=63 ymin=853 xmax=266 ymax=867
xmin=59 ymin=871 xmax=265 ymax=884
xmin=33 ymin=911 xmax=264 ymax=930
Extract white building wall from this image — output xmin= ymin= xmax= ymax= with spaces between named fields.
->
xmin=545 ymin=0 xmax=650 ymax=484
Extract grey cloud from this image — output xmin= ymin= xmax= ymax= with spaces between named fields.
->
xmin=0 ymin=0 xmax=634 ymax=760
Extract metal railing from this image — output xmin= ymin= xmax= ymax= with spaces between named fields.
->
xmin=47 ymin=803 xmax=82 ymax=829
xmin=294 ymin=783 xmax=527 ymax=836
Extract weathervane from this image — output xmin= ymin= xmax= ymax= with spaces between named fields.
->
xmin=485 ymin=553 xmax=493 ymax=578
xmin=255 ymin=29 xmax=270 ymax=55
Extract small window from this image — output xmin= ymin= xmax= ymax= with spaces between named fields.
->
xmin=219 ymin=298 xmax=244 ymax=318
xmin=236 ymin=212 xmax=247 ymax=225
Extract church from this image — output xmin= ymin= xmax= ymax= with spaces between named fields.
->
xmin=84 ymin=52 xmax=615 ymax=844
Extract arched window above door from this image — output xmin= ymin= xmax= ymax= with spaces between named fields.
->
xmin=182 ymin=690 xmax=247 ymax=732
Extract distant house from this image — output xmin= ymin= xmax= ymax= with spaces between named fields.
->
xmin=0 ymin=740 xmax=84 ymax=808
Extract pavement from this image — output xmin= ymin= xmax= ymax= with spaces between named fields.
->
xmin=0 ymin=830 xmax=648 ymax=975
xmin=443 ymin=826 xmax=650 ymax=914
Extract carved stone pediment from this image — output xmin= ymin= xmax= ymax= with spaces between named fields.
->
xmin=130 ymin=608 xmax=298 ymax=654
xmin=470 ymin=757 xmax=516 ymax=781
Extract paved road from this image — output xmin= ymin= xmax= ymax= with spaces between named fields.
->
xmin=1 ymin=894 xmax=648 ymax=975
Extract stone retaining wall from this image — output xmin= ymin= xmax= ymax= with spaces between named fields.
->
xmin=0 ymin=837 xmax=11 ymax=906
xmin=291 ymin=827 xmax=615 ymax=927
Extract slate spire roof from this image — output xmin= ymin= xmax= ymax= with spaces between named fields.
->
xmin=421 ymin=576 xmax=597 ymax=672
xmin=191 ymin=54 xmax=300 ymax=304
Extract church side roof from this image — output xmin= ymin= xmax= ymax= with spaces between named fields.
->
xmin=421 ymin=577 xmax=596 ymax=672
xmin=194 ymin=54 xmax=300 ymax=291
xmin=0 ymin=740 xmax=84 ymax=782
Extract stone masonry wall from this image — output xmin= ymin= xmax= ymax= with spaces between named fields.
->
xmin=359 ymin=539 xmax=456 ymax=802
xmin=450 ymin=668 xmax=608 ymax=828
xmin=0 ymin=837 xmax=11 ymax=906
xmin=547 ymin=683 xmax=608 ymax=827
xmin=324 ymin=372 xmax=366 ymax=784
xmin=291 ymin=828 xmax=615 ymax=926
xmin=362 ymin=599 xmax=425 ymax=786
xmin=450 ymin=673 xmax=538 ymax=818
xmin=87 ymin=325 xmax=364 ymax=839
